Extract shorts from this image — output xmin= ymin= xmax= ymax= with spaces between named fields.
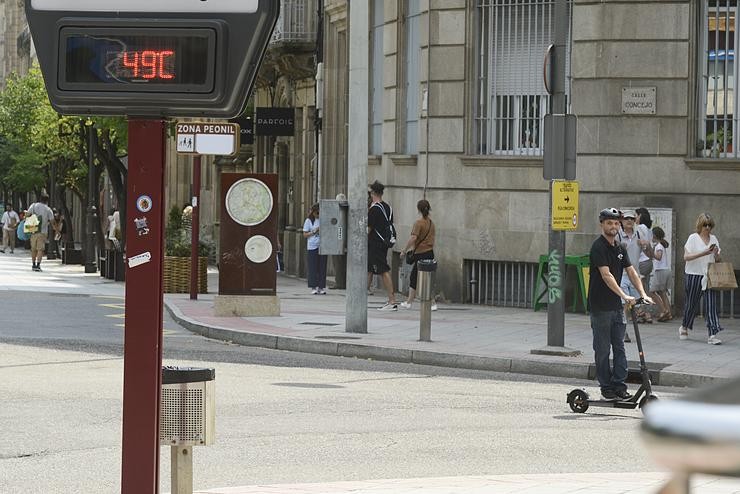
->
xmin=651 ymin=269 xmax=672 ymax=292
xmin=368 ymin=242 xmax=390 ymax=274
xmin=620 ymin=273 xmax=639 ymax=299
xmin=30 ymin=232 xmax=47 ymax=252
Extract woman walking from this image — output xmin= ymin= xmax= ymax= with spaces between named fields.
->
xmin=303 ymin=204 xmax=327 ymax=294
xmin=400 ymin=199 xmax=436 ymax=310
xmin=650 ymin=226 xmax=672 ymax=322
xmin=679 ymin=213 xmax=723 ymax=344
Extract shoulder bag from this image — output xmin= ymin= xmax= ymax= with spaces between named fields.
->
xmin=405 ymin=220 xmax=432 ymax=265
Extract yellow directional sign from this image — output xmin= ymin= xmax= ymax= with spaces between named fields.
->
xmin=552 ymin=180 xmax=579 ymax=231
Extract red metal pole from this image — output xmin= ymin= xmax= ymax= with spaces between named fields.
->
xmin=190 ymin=155 xmax=201 ymax=300
xmin=121 ymin=119 xmax=166 ymax=494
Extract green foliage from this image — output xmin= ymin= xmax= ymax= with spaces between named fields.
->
xmin=0 ymin=64 xmax=129 ymax=197
xmin=165 ymin=205 xmax=211 ymax=257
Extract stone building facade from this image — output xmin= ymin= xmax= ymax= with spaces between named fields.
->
xmin=310 ymin=0 xmax=738 ymax=308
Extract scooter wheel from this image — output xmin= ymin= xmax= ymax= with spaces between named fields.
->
xmin=639 ymin=394 xmax=658 ymax=414
xmin=567 ymin=389 xmax=589 ymax=413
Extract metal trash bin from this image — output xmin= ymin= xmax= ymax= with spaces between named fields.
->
xmin=417 ymin=259 xmax=437 ymax=342
xmin=160 ymin=366 xmax=215 ymax=446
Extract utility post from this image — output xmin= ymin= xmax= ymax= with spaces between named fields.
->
xmin=85 ymin=121 xmax=98 ymax=273
xmin=532 ymin=0 xmax=580 ymax=357
xmin=345 ymin=1 xmax=369 ymax=333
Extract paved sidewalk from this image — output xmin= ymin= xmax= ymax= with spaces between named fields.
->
xmin=165 ymin=273 xmax=740 ymax=389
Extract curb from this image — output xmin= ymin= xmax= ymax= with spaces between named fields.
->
xmin=164 ymin=301 xmax=722 ymax=389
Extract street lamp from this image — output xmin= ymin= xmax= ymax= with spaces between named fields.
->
xmin=84 ymin=120 xmax=98 ymax=273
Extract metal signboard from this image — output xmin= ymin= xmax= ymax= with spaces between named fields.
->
xmin=543 ymin=114 xmax=577 ymax=180
xmin=622 ymin=87 xmax=656 ymax=114
xmin=551 ymin=180 xmax=579 ymax=231
xmin=255 ymin=107 xmax=296 ymax=136
xmin=176 ymin=122 xmax=239 ymax=155
xmin=25 ymin=0 xmax=279 ymax=117
xmin=232 ymin=116 xmax=254 ymax=146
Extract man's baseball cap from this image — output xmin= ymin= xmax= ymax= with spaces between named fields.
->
xmin=622 ymin=211 xmax=637 ymax=219
xmin=598 ymin=208 xmax=622 ymax=221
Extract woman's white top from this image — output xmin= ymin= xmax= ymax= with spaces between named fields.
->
xmin=684 ymin=233 xmax=720 ymax=290
xmin=636 ymin=223 xmax=653 ymax=263
xmin=303 ymin=217 xmax=320 ymax=251
xmin=652 ymin=243 xmax=669 ymax=271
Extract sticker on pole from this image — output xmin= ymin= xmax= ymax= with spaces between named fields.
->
xmin=128 ymin=251 xmax=152 ymax=268
xmin=551 ymin=180 xmax=579 ymax=231
xmin=176 ymin=122 xmax=239 ymax=156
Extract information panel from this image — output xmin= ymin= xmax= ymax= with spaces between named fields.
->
xmin=551 ymin=180 xmax=579 ymax=231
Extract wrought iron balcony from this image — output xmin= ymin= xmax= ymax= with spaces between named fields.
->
xmin=271 ymin=0 xmax=318 ymax=45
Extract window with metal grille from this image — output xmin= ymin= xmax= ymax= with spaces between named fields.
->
xmin=474 ymin=0 xmax=571 ymax=156
xmin=699 ymin=1 xmax=738 ymax=158
xmin=464 ymin=259 xmax=538 ymax=307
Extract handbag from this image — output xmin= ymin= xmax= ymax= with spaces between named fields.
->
xmin=405 ymin=220 xmax=432 ymax=265
xmin=707 ymin=262 xmax=738 ymax=290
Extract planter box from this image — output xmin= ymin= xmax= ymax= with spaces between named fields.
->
xmin=163 ymin=256 xmax=208 ymax=293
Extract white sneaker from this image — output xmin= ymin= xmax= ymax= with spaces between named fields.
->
xmin=708 ymin=334 xmax=722 ymax=345
xmin=679 ymin=326 xmax=689 ymax=340
xmin=431 ymin=303 xmax=438 ymax=311
xmin=400 ymin=301 xmax=412 ymax=309
xmin=319 ymin=288 xmax=327 ymax=295
xmin=378 ymin=303 xmax=398 ymax=311
xmin=311 ymin=288 xmax=319 ymax=295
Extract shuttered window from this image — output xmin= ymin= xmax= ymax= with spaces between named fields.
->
xmin=474 ymin=0 xmax=571 ymax=156
xmin=699 ymin=1 xmax=738 ymax=158
xmin=404 ymin=0 xmax=422 ymax=155
xmin=370 ymin=0 xmax=384 ymax=155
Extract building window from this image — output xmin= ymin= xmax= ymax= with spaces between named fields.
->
xmin=403 ymin=0 xmax=422 ymax=155
xmin=370 ymin=0 xmax=384 ymax=155
xmin=474 ymin=0 xmax=571 ymax=156
xmin=699 ymin=1 xmax=737 ymax=158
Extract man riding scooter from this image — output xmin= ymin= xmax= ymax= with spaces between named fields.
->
xmin=589 ymin=208 xmax=653 ymax=400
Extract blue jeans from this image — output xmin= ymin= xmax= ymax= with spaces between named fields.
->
xmin=590 ymin=310 xmax=628 ymax=392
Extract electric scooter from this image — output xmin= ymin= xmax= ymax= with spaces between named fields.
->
xmin=567 ymin=299 xmax=658 ymax=414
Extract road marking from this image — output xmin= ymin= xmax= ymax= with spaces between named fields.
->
xmin=99 ymin=303 xmax=125 ymax=309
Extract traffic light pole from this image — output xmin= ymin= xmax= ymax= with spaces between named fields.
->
xmin=345 ymin=1 xmax=369 ymax=333
xmin=121 ymin=119 xmax=166 ymax=494
xmin=190 ymin=155 xmax=201 ymax=300
xmin=533 ymin=0 xmax=580 ymax=357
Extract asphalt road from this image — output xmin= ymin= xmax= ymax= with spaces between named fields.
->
xmin=0 ymin=290 xmax=688 ymax=493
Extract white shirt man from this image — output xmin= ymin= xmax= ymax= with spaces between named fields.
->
xmin=1 ymin=205 xmax=20 ymax=253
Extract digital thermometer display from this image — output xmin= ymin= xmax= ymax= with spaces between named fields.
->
xmin=60 ymin=28 xmax=216 ymax=93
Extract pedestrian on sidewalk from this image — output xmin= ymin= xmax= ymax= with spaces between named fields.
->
xmin=618 ymin=211 xmax=650 ymax=339
xmin=589 ymin=208 xmax=653 ymax=400
xmin=399 ymin=199 xmax=437 ymax=311
xmin=367 ymin=180 xmax=398 ymax=311
xmin=1 ymin=203 xmax=20 ymax=253
xmin=650 ymin=226 xmax=673 ymax=322
xmin=28 ymin=195 xmax=54 ymax=271
xmin=303 ymin=203 xmax=327 ymax=295
xmin=50 ymin=209 xmax=63 ymax=258
xmin=679 ymin=212 xmax=723 ymax=344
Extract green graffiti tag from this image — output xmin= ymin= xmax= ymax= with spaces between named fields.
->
xmin=548 ymin=249 xmax=562 ymax=303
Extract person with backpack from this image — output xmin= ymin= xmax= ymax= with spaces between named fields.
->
xmin=27 ymin=194 xmax=54 ymax=271
xmin=367 ymin=180 xmax=398 ymax=311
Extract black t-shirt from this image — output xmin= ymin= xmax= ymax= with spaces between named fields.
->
xmin=588 ymin=235 xmax=632 ymax=312
xmin=368 ymin=201 xmax=391 ymax=246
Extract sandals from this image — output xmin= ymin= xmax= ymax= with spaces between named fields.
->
xmin=657 ymin=312 xmax=673 ymax=322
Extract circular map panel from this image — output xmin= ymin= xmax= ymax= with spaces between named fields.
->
xmin=225 ymin=178 xmax=273 ymax=226
xmin=244 ymin=235 xmax=273 ymax=264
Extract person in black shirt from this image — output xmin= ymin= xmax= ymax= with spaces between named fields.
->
xmin=589 ymin=208 xmax=653 ymax=400
xmin=367 ymin=180 xmax=398 ymax=311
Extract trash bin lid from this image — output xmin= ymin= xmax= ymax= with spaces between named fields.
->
xmin=417 ymin=259 xmax=438 ymax=272
xmin=162 ymin=366 xmax=215 ymax=384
